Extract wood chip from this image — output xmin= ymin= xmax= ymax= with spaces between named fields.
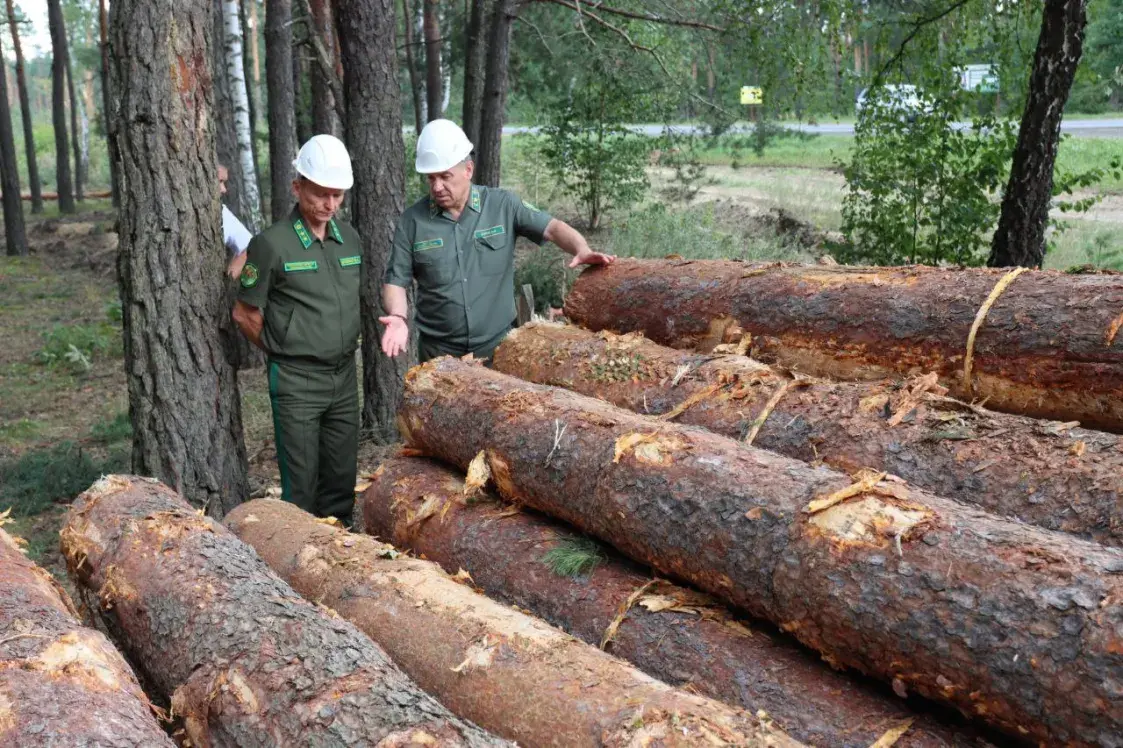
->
xmin=805 ymin=470 xmax=887 ymax=514
xmin=657 ymin=382 xmax=726 ymax=422
xmin=868 ymin=718 xmax=914 ymax=748
xmin=600 ymin=579 xmax=658 ymax=649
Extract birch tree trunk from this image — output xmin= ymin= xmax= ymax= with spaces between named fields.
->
xmin=223 ymin=0 xmax=263 ymax=231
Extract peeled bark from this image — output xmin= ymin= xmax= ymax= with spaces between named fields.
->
xmin=61 ymin=475 xmax=508 ymax=747
xmin=227 ymin=499 xmax=796 ymax=748
xmin=564 ymin=259 xmax=1123 ymax=433
xmin=400 ymin=358 xmax=1123 ymax=746
xmin=7 ymin=0 xmax=42 ymax=213
xmin=494 ymin=323 xmax=1123 ymax=547
xmin=0 ymin=528 xmax=175 ymax=748
xmin=360 ymin=456 xmax=987 ymax=748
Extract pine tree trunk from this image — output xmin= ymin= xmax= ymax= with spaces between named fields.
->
xmin=98 ymin=0 xmax=118 ymax=207
xmin=475 ymin=0 xmax=515 ymax=187
xmin=335 ymin=0 xmax=411 ymax=444
xmin=309 ymin=0 xmax=339 ymax=135
xmin=46 ymin=0 xmax=75 ymax=213
xmin=0 ymin=529 xmax=176 ymax=747
xmin=989 ymin=0 xmax=1087 ymax=268
xmin=0 ymin=30 xmax=26 ymax=256
xmin=400 ymin=358 xmax=1123 ymax=746
xmin=109 ymin=0 xmax=249 ymax=515
xmin=61 ymin=476 xmax=509 ymax=746
xmin=228 ymin=498 xmax=795 ymax=748
xmin=423 ymin=0 xmax=442 ymax=121
xmin=7 ymin=0 xmax=41 ymax=213
xmin=265 ymin=0 xmax=297 ymax=221
xmin=400 ymin=0 xmax=425 ymax=135
xmin=461 ymin=0 xmax=490 ymax=148
xmin=66 ymin=44 xmax=84 ymax=201
xmin=223 ymin=0 xmax=264 ymax=230
xmin=293 ymin=14 xmax=313 ymax=145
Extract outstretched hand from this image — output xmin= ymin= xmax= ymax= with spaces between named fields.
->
xmin=567 ymin=249 xmax=617 ymax=269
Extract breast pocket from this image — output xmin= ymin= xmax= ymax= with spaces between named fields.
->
xmin=475 ymin=229 xmax=512 ymax=277
xmin=413 ymin=243 xmax=456 ymax=286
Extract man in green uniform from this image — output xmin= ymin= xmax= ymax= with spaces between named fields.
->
xmin=232 ymin=134 xmax=360 ymax=523
xmin=380 ymin=119 xmax=615 ymax=362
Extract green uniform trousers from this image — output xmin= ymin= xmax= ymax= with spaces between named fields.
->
xmin=267 ymin=357 xmax=358 ymax=524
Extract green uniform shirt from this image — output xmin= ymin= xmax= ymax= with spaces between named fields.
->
xmin=238 ymin=208 xmax=363 ymax=368
xmin=385 ymin=185 xmax=553 ymax=352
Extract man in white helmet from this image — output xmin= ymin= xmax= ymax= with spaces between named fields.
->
xmin=232 ymin=134 xmax=363 ymax=524
xmin=380 ymin=118 xmax=614 ymax=362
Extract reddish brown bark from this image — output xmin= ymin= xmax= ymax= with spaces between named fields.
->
xmin=227 ymin=499 xmax=795 ymax=748
xmin=400 ymin=358 xmax=1123 ymax=746
xmin=60 ymin=475 xmax=508 ymax=747
xmin=563 ymin=259 xmax=1123 ymax=432
xmin=493 ymin=323 xmax=1123 ymax=547
xmin=0 ymin=528 xmax=174 ymax=747
xmin=360 ymin=456 xmax=988 ymax=748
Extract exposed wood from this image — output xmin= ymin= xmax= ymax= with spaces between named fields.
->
xmin=60 ymin=476 xmax=509 ymax=746
xmin=360 ymin=456 xmax=987 ymax=748
xmin=227 ymin=498 xmax=798 ymax=748
xmin=564 ymin=258 xmax=1123 ymax=432
xmin=0 ymin=528 xmax=175 ymax=747
xmin=515 ymin=283 xmax=535 ymax=326
xmin=494 ymin=323 xmax=1123 ymax=547
xmin=399 ymin=358 xmax=1123 ymax=746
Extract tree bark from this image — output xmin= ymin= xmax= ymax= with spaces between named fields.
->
xmin=6 ymin=0 xmax=42 ymax=213
xmin=65 ymin=38 xmax=84 ymax=201
xmin=266 ymin=0 xmax=298 ymax=221
xmin=293 ymin=7 xmax=313 ymax=145
xmin=461 ymin=0 xmax=490 ymax=148
xmin=494 ymin=323 xmax=1123 ymax=547
xmin=240 ymin=0 xmax=264 ymax=217
xmin=109 ymin=0 xmax=249 ymax=515
xmin=0 ymin=29 xmax=27 ymax=256
xmin=423 ymin=0 xmax=442 ymax=121
xmin=989 ymin=0 xmax=1087 ymax=268
xmin=227 ymin=498 xmax=795 ymax=748
xmin=565 ymin=259 xmax=1123 ymax=433
xmin=223 ymin=0 xmax=264 ymax=230
xmin=60 ymin=476 xmax=508 ymax=746
xmin=335 ymin=0 xmax=411 ymax=444
xmin=360 ymin=456 xmax=985 ymax=748
xmin=215 ymin=0 xmax=246 ymax=220
xmin=99 ymin=0 xmax=119 ymax=207
xmin=475 ymin=0 xmax=514 ymax=187
xmin=400 ymin=358 xmax=1123 ymax=746
xmin=309 ymin=0 xmax=339 ymax=135
xmin=46 ymin=0 xmax=75 ymax=213
xmin=0 ymin=529 xmax=176 ymax=747
xmin=400 ymin=0 xmax=425 ymax=136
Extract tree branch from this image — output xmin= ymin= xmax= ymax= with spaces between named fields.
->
xmin=534 ymin=0 xmax=722 ymax=32
xmin=873 ymin=0 xmax=976 ymax=86
xmin=295 ymin=0 xmax=346 ymax=120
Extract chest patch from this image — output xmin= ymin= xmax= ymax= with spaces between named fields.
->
xmin=413 ymin=238 xmax=444 ymax=252
xmin=474 ymin=225 xmax=506 ymax=240
xmin=284 ymin=260 xmax=319 ymax=273
xmin=339 ymin=255 xmax=362 ymax=268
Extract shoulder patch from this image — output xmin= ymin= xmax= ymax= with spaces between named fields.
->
xmin=522 ymin=200 xmax=541 ymax=212
xmin=413 ymin=238 xmax=445 ymax=252
xmin=240 ymin=262 xmax=259 ymax=288
xmin=284 ymin=260 xmax=319 ymax=272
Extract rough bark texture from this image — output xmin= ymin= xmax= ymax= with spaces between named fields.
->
xmin=266 ymin=0 xmax=298 ymax=221
xmin=0 ymin=30 xmax=27 ymax=257
xmin=422 ymin=0 xmax=442 ymax=121
xmin=461 ymin=0 xmax=490 ymax=150
xmin=7 ymin=0 xmax=42 ymax=213
xmin=227 ymin=499 xmax=796 ymax=748
xmin=46 ymin=0 xmax=74 ymax=213
xmin=335 ymin=0 xmax=410 ymax=444
xmin=360 ymin=456 xmax=989 ymax=748
xmin=400 ymin=358 xmax=1123 ymax=747
xmin=110 ymin=0 xmax=250 ymax=515
xmin=990 ymin=0 xmax=1087 ymax=268
xmin=0 ymin=528 xmax=175 ymax=747
xmin=61 ymin=475 xmax=508 ymax=747
xmin=309 ymin=0 xmax=339 ymax=135
xmin=475 ymin=0 xmax=515 ymax=187
xmin=564 ymin=259 xmax=1123 ymax=433
xmin=494 ymin=323 xmax=1123 ymax=547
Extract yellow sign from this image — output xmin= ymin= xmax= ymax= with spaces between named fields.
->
xmin=740 ymin=86 xmax=763 ymax=105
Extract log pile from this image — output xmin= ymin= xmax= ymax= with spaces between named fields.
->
xmin=397 ymin=357 xmax=1123 ymax=746
xmin=0 ymin=527 xmax=175 ymax=748
xmin=225 ymin=498 xmax=796 ymax=748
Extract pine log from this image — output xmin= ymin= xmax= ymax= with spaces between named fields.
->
xmin=359 ymin=455 xmax=989 ymax=748
xmin=226 ymin=498 xmax=797 ymax=748
xmin=0 ymin=528 xmax=175 ymax=748
xmin=493 ymin=323 xmax=1123 ymax=547
xmin=562 ymin=258 xmax=1123 ymax=432
xmin=59 ymin=475 xmax=507 ymax=748
xmin=400 ymin=358 xmax=1123 ymax=747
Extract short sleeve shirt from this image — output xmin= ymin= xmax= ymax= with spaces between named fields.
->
xmin=384 ymin=185 xmax=552 ymax=352
xmin=237 ymin=208 xmax=363 ymax=368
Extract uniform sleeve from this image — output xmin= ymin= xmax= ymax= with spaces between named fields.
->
xmin=383 ymin=218 xmax=414 ymax=287
xmin=508 ymin=191 xmax=553 ymax=245
xmin=236 ymin=234 xmax=277 ymax=309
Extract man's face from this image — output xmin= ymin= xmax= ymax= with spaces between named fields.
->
xmin=293 ymin=178 xmax=346 ymax=225
xmin=427 ymin=160 xmax=473 ymax=210
xmin=218 ymin=166 xmax=229 ymax=197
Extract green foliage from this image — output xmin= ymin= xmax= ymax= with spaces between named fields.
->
xmin=0 ymin=441 xmax=128 ymax=517
xmin=514 ymin=249 xmax=576 ymax=315
xmin=542 ymin=537 xmax=604 ymax=578
xmin=90 ymin=410 xmax=132 ymax=445
xmin=34 ymin=322 xmax=119 ymax=374
xmin=654 ymin=130 xmax=709 ymax=203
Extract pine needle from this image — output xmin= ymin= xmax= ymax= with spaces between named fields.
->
xmin=542 ymin=537 xmax=604 ymax=578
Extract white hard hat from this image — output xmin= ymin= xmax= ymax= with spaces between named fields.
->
xmin=293 ymin=134 xmax=354 ymax=190
xmin=415 ymin=119 xmax=474 ymax=174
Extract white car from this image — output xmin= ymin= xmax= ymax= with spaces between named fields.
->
xmin=855 ymin=84 xmax=930 ymax=119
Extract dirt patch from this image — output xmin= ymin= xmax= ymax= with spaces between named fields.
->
xmin=28 ymin=215 xmax=119 ymax=278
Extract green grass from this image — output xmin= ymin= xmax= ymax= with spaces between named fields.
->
xmin=89 ymin=410 xmax=132 ymax=445
xmin=1045 ymin=221 xmax=1123 ymax=271
xmin=35 ymin=320 xmax=121 ymax=373
xmin=694 ymin=133 xmax=852 ymax=169
xmin=542 ymin=537 xmax=604 ymax=578
xmin=0 ymin=440 xmax=129 ymax=517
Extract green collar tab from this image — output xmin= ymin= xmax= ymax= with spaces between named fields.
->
xmin=284 ymin=260 xmax=319 ymax=272
xmin=293 ymin=218 xmax=313 ymax=249
xmin=328 ymin=219 xmax=343 ymax=244
xmin=470 ymin=187 xmax=481 ymax=212
xmin=428 ymin=187 xmax=481 ymax=218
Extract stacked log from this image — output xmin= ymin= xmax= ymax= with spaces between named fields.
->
xmin=492 ymin=323 xmax=1123 ymax=546
xmin=226 ymin=499 xmax=797 ymax=748
xmin=562 ymin=259 xmax=1123 ymax=431
xmin=0 ymin=527 xmax=174 ymax=747
xmin=399 ymin=358 xmax=1123 ymax=746
xmin=359 ymin=455 xmax=987 ymax=748
xmin=60 ymin=475 xmax=508 ymax=747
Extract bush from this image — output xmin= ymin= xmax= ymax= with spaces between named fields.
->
xmin=35 ymin=322 xmax=120 ymax=374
